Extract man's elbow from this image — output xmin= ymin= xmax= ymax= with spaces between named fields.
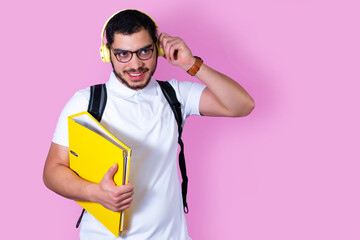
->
xmin=233 ymin=99 xmax=255 ymax=117
xmin=42 ymin=162 xmax=57 ymax=191
xmin=43 ymin=167 xmax=51 ymax=190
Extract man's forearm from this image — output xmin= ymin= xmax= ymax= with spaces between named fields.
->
xmin=43 ymin=142 xmax=134 ymax=212
xmin=43 ymin=162 xmax=97 ymax=202
xmin=195 ymin=63 xmax=255 ymax=117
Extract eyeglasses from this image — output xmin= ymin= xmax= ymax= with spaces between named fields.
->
xmin=111 ymin=44 xmax=155 ymax=63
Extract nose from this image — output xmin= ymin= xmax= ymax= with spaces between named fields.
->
xmin=127 ymin=54 xmax=144 ymax=70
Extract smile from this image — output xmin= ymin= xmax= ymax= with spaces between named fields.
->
xmin=126 ymin=70 xmax=147 ymax=80
xmin=129 ymin=72 xmax=143 ymax=76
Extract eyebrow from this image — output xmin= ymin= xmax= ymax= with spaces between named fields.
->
xmin=113 ymin=44 xmax=153 ymax=52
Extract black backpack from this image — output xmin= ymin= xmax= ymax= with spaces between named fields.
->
xmin=76 ymin=80 xmax=189 ymax=228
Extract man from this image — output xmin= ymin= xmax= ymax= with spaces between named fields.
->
xmin=43 ymin=9 xmax=254 ymax=239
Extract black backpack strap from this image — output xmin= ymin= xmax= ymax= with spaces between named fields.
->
xmin=88 ymin=84 xmax=107 ymax=122
xmin=157 ymin=80 xmax=189 ymax=214
xmin=76 ymin=209 xmax=86 ymax=228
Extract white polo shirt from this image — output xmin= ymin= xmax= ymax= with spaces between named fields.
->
xmin=53 ymin=72 xmax=205 ymax=240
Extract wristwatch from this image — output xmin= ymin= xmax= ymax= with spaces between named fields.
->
xmin=187 ymin=56 xmax=203 ymax=76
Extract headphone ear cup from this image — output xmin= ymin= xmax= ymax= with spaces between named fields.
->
xmin=156 ymin=40 xmax=164 ymax=57
xmin=99 ymin=44 xmax=111 ymax=63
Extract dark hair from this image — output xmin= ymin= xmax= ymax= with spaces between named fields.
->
xmin=105 ymin=9 xmax=158 ymax=46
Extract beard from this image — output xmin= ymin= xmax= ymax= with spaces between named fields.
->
xmin=111 ymin=60 xmax=157 ymax=90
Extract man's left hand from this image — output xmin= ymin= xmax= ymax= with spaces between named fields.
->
xmin=158 ymin=32 xmax=196 ymax=72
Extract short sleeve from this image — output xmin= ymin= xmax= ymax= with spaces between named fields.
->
xmin=52 ymin=88 xmax=90 ymax=147
xmin=167 ymin=79 xmax=206 ymax=123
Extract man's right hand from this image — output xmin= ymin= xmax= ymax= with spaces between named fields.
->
xmin=92 ymin=163 xmax=134 ymax=212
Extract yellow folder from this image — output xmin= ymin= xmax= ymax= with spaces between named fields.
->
xmin=68 ymin=111 xmax=131 ymax=237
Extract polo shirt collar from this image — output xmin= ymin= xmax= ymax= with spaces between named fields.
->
xmin=106 ymin=71 xmax=158 ymax=99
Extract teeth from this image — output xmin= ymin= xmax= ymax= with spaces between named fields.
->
xmin=129 ymin=72 xmax=142 ymax=76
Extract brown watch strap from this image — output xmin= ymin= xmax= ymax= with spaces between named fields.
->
xmin=187 ymin=56 xmax=203 ymax=76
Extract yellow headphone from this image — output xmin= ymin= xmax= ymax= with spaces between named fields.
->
xmin=99 ymin=9 xmax=164 ymax=63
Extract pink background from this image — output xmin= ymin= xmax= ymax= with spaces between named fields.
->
xmin=1 ymin=0 xmax=359 ymax=239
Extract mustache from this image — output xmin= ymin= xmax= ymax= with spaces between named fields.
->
xmin=125 ymin=67 xmax=149 ymax=73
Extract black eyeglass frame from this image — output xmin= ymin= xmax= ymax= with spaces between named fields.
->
xmin=110 ymin=43 xmax=155 ymax=63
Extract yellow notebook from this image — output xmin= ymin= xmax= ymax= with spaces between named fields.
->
xmin=68 ymin=111 xmax=131 ymax=237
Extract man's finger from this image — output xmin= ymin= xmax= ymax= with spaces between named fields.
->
xmin=103 ymin=163 xmax=118 ymax=181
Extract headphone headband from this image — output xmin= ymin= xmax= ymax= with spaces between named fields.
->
xmin=101 ymin=9 xmax=159 ymax=46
